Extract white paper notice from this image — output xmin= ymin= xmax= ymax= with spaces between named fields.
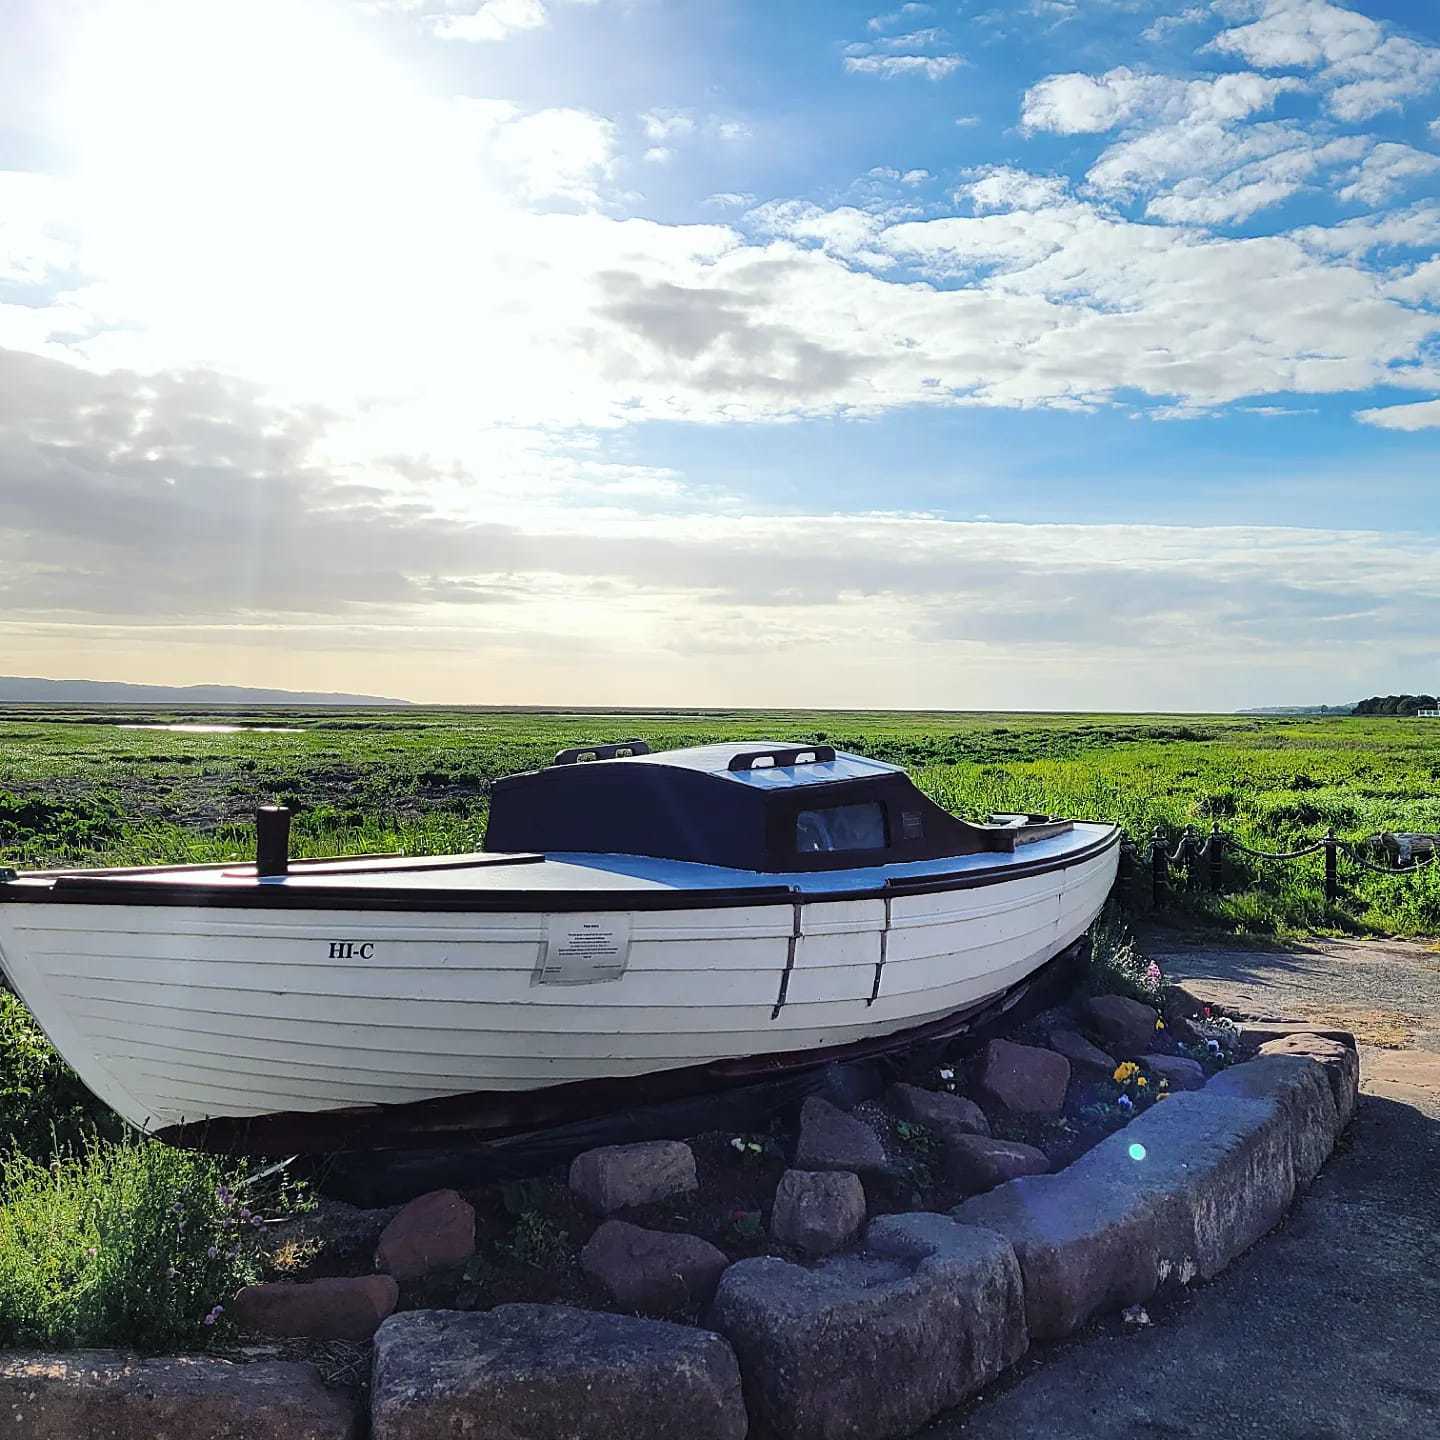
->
xmin=536 ymin=913 xmax=633 ymax=986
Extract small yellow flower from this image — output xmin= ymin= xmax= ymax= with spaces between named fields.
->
xmin=1112 ymin=1061 xmax=1139 ymax=1084
xmin=1136 ymin=1076 xmax=1148 ymax=1088
xmin=1155 ymin=1018 xmax=1165 ymax=1030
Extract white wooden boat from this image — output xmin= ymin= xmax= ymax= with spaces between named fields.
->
xmin=0 ymin=742 xmax=1119 ymax=1153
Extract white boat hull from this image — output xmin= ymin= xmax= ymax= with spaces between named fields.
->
xmin=0 ymin=828 xmax=1119 ymax=1148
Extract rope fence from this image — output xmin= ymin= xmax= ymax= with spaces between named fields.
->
xmin=1115 ymin=822 xmax=1439 ymax=910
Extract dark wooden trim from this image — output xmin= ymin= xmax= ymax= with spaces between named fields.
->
xmin=867 ymin=893 xmax=891 ymax=1007
xmin=770 ymin=899 xmax=804 ymax=1019
xmin=0 ymin=827 xmax=1120 ymax=914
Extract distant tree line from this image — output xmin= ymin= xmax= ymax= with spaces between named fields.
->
xmin=1352 ymin=695 xmax=1439 ymax=716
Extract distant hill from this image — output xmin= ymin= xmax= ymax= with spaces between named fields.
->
xmin=1236 ymin=704 xmax=1357 ymax=715
xmin=1351 ymin=694 xmax=1438 ymax=717
xmin=0 ymin=676 xmax=411 ymax=706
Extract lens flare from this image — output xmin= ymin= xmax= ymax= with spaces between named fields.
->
xmin=1128 ymin=1142 xmax=1147 ymax=1162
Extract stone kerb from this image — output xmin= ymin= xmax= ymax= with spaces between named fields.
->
xmin=0 ymin=1351 xmax=361 ymax=1440
xmin=708 ymin=1213 xmax=1025 ymax=1440
xmin=370 ymin=1305 xmax=747 ymax=1440
xmin=954 ymin=1051 xmax=1350 ymax=1340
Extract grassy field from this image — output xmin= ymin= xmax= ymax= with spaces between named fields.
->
xmin=2 ymin=705 xmax=1439 ymax=935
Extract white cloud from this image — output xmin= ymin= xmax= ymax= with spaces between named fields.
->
xmin=1211 ymin=1 xmax=1440 ymax=121
xmin=431 ymin=0 xmax=549 ymax=43
xmin=1143 ymin=7 xmax=1207 ymax=43
xmin=845 ymin=53 xmax=965 ymax=79
xmin=637 ymin=110 xmax=749 ymax=156
xmin=488 ymin=106 xmax=618 ymax=204
xmin=704 ymin=192 xmax=757 ymax=209
xmin=0 ymin=172 xmax=78 ymax=282
xmin=868 ymin=4 xmax=933 ymax=32
xmin=960 ymin=165 xmax=1070 ymax=212
xmin=1355 ymin=397 xmax=1440 ymax=430
xmin=1388 ymin=257 xmax=1440 ymax=306
xmin=869 ymin=167 xmax=933 ymax=186
xmin=643 ymin=146 xmax=672 ymax=165
xmin=877 ymin=28 xmax=949 ymax=50
xmin=1291 ymin=201 xmax=1440 ymax=257
xmin=1090 ymin=123 xmax=1367 ymax=224
xmin=640 ymin=109 xmax=695 ymax=143
xmin=1021 ymin=66 xmax=1299 ymax=134
xmin=745 ymin=201 xmax=894 ymax=268
xmin=1336 ymin=143 xmax=1440 ymax=206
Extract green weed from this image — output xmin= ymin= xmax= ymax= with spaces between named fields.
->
xmin=0 ymin=1138 xmax=265 ymax=1351
xmin=0 ymin=988 xmax=123 ymax=1160
xmin=505 ymin=1211 xmax=571 ymax=1270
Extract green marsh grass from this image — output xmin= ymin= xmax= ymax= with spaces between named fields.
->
xmin=2 ymin=705 xmax=1438 ymax=934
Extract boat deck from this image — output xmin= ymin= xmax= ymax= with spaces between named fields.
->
xmin=3 ymin=822 xmax=1118 ymax=905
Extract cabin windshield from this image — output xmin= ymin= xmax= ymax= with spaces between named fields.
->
xmin=794 ymin=801 xmax=887 ymax=854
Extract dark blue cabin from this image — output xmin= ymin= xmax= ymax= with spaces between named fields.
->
xmin=483 ymin=741 xmax=1023 ymax=872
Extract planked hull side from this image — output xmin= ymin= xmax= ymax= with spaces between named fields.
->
xmin=0 ymin=839 xmax=1117 ymax=1146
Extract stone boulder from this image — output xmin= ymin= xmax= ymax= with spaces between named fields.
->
xmin=770 ymin=1169 xmax=867 ymax=1257
xmin=1048 ymin=1028 xmax=1117 ymax=1076
xmin=232 ymin=1275 xmax=399 ymax=1341
xmin=1258 ymin=1033 xmax=1359 ymax=1130
xmin=975 ymin=1039 xmax=1070 ymax=1114
xmin=886 ymin=1083 xmax=990 ymax=1138
xmin=708 ymin=1213 xmax=1026 ymax=1440
xmin=579 ymin=1220 xmax=729 ymax=1315
xmin=1082 ymin=994 xmax=1161 ymax=1054
xmin=375 ymin=1190 xmax=475 ymax=1281
xmin=943 ymin=1134 xmax=1050 ymax=1196
xmin=569 ymin=1140 xmax=698 ymax=1215
xmin=1206 ymin=1052 xmax=1340 ymax=1185
xmin=264 ymin=1199 xmax=401 ymax=1274
xmin=1142 ymin=1053 xmax=1207 ymax=1091
xmin=793 ymin=1096 xmax=888 ymax=1175
xmin=371 ymin=1305 xmax=746 ymax=1440
xmin=0 ymin=1351 xmax=358 ymax=1440
xmin=1239 ymin=1021 xmax=1357 ymax=1051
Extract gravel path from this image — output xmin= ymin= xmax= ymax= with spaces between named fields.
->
xmin=924 ymin=935 xmax=1440 ymax=1440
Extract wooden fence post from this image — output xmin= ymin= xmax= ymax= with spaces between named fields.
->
xmin=1151 ymin=825 xmax=1167 ymax=909
xmin=1324 ymin=827 xmax=1338 ymax=905
xmin=1117 ymin=836 xmax=1136 ymax=897
xmin=1209 ymin=822 xmax=1224 ymax=892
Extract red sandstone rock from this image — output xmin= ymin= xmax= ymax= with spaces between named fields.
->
xmin=232 ymin=1275 xmax=399 ymax=1341
xmin=975 ymin=1039 xmax=1071 ymax=1114
xmin=375 ymin=1190 xmax=475 ymax=1281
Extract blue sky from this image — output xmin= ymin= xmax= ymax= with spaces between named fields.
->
xmin=1 ymin=0 xmax=1438 ymax=708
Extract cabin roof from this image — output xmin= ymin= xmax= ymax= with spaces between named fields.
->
xmin=547 ymin=742 xmax=903 ymax=789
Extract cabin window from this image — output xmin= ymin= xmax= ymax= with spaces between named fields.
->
xmin=794 ymin=801 xmax=887 ymax=854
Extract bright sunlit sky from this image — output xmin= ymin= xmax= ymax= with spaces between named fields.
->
xmin=2 ymin=0 xmax=1438 ymax=709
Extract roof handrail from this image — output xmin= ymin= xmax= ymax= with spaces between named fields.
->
xmin=728 ymin=745 xmax=837 ymax=772
xmin=551 ymin=739 xmax=651 ymax=766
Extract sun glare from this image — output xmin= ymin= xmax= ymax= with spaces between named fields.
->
xmin=57 ymin=0 xmax=493 ymax=396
